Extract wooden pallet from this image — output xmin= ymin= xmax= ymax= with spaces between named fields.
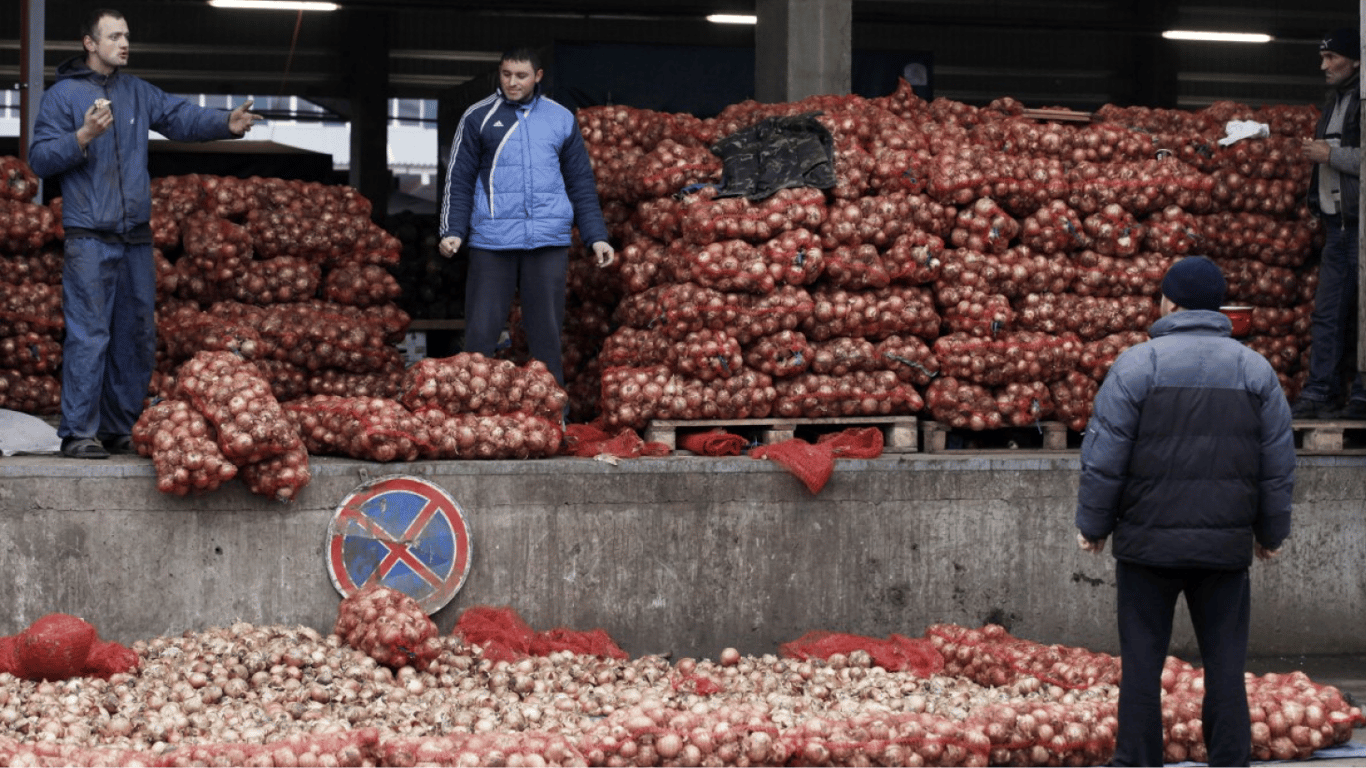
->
xmin=1293 ymin=419 xmax=1366 ymax=452
xmin=921 ymin=420 xmax=1074 ymax=453
xmin=644 ymin=416 xmax=920 ymax=453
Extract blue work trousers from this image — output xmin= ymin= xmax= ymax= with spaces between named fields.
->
xmin=1302 ymin=216 xmax=1366 ymax=404
xmin=58 ymin=237 xmax=156 ymax=441
xmin=1112 ymin=561 xmax=1252 ymax=767
xmin=463 ymin=246 xmax=568 ymax=385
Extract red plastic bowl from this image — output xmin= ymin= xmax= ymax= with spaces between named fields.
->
xmin=1221 ymin=306 xmax=1253 ymax=338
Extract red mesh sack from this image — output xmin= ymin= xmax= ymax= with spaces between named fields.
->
xmin=333 ymin=585 xmax=441 ymax=670
xmin=563 ymin=422 xmax=672 ymax=459
xmin=17 ymin=613 xmax=97 ymax=681
xmin=83 ymin=640 xmax=140 ymax=679
xmin=0 ymin=635 xmax=17 ymax=675
xmin=531 ymin=627 xmax=630 ymax=660
xmin=455 ymin=605 xmax=536 ymax=663
xmin=781 ymin=630 xmax=945 ymax=677
xmin=750 ymin=439 xmax=834 ymax=494
xmin=678 ymin=428 xmax=748 ymax=456
xmin=817 ymin=426 xmax=885 ymax=458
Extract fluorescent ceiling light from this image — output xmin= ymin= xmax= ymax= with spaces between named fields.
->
xmin=708 ymin=14 xmax=757 ymax=25
xmin=1162 ymin=30 xmax=1272 ymax=43
xmin=208 ymin=0 xmax=340 ymax=10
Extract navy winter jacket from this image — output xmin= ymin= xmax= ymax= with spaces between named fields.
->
xmin=29 ymin=56 xmax=237 ymax=237
xmin=440 ymin=87 xmax=608 ymax=251
xmin=1076 ymin=310 xmax=1295 ymax=570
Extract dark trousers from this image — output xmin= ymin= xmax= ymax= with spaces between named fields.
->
xmin=463 ymin=246 xmax=569 ymax=385
xmin=1303 ymin=216 xmax=1365 ymax=404
xmin=58 ymin=238 xmax=157 ymax=441
xmin=1113 ymin=561 xmax=1252 ymax=767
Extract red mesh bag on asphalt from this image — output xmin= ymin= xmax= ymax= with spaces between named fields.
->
xmin=780 ymin=630 xmax=945 ymax=676
xmin=678 ymin=428 xmax=748 ymax=456
xmin=531 ymin=627 xmax=630 ymax=660
xmin=17 ymin=613 xmax=97 ymax=681
xmin=83 ymin=640 xmax=140 ymax=679
xmin=750 ymin=439 xmax=834 ymax=494
xmin=817 ymin=426 xmax=885 ymax=458
xmin=455 ymin=605 xmax=536 ymax=663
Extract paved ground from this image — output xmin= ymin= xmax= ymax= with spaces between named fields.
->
xmin=1246 ymin=654 xmax=1366 ymax=767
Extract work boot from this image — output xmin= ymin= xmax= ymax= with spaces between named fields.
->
xmin=1290 ymin=398 xmax=1331 ymax=420
xmin=1334 ymin=399 xmax=1366 ymax=421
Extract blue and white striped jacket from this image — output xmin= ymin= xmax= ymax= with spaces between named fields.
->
xmin=1076 ymin=310 xmax=1295 ymax=570
xmin=440 ymin=86 xmax=608 ymax=251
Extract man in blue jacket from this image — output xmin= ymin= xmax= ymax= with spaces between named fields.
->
xmin=1076 ymin=256 xmax=1295 ymax=766
xmin=438 ymin=48 xmax=614 ymax=389
xmin=29 ymin=8 xmax=260 ymax=459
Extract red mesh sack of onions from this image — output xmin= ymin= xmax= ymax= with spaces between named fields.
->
xmin=0 ymin=155 xmax=39 ymax=201
xmin=600 ymin=364 xmax=669 ymax=429
xmin=874 ymin=334 xmax=940 ymax=385
xmin=0 ymin=247 xmax=64 ymax=286
xmin=239 ymin=443 xmax=311 ymax=502
xmin=928 ymin=148 xmax=992 ymax=205
xmin=399 ymin=353 xmax=568 ymax=423
xmin=632 ymin=197 xmax=684 ymax=242
xmin=667 ymin=329 xmax=743 ymax=382
xmin=306 ymin=367 xmax=403 ymax=399
xmin=415 ymin=408 xmax=562 ymax=459
xmin=131 ymin=399 xmax=238 ymax=495
xmin=0 ymin=280 xmax=63 ymax=337
xmin=1076 ymin=203 xmax=1143 ymax=257
xmin=598 ymin=326 xmax=671 ymax=368
xmin=807 ymin=336 xmax=879 ymax=376
xmin=159 ymin=305 xmax=263 ymax=362
xmin=15 ymin=613 xmax=97 ymax=682
xmin=1020 ymin=199 xmax=1089 ymax=255
xmin=255 ymin=359 xmax=309 ymax=401
xmin=1142 ymin=204 xmax=1202 ymax=256
xmin=0 ymin=370 xmax=61 ymax=414
xmin=1195 ymin=211 xmax=1318 ymax=268
xmin=285 ymin=395 xmax=432 ymax=462
xmin=1216 ymin=257 xmax=1305 ymax=307
xmin=992 ymin=245 xmax=1078 ymax=297
xmin=1245 ymin=335 xmax=1303 ymax=376
xmin=221 ymin=300 xmax=408 ymax=373
xmin=1243 ymin=668 xmax=1366 ymax=761
xmin=174 ymin=350 xmax=304 ymax=465
xmin=819 ymin=192 xmax=913 ymax=249
xmin=950 ymin=197 xmax=1020 ymax=254
xmin=689 ymin=239 xmax=777 ymax=294
xmin=680 ymin=187 xmax=826 ymax=245
xmin=773 ymin=370 xmax=923 ymax=418
xmin=333 ymin=584 xmax=441 ymax=671
xmin=1079 ymin=331 xmax=1149 ymax=381
xmin=1249 ymin=305 xmax=1306 ymax=338
xmin=942 ymin=289 xmax=1016 ymax=339
xmin=181 ymin=214 xmax=253 ymax=284
xmin=662 ymin=367 xmax=777 ymax=421
xmin=1210 ymin=170 xmax=1302 ymax=216
xmin=743 ymin=329 xmax=812 ymax=378
xmin=830 ymin=137 xmax=874 ymax=200
xmin=611 ymin=236 xmax=671 ymax=294
xmin=1049 ymin=371 xmax=1099 ymax=432
xmin=995 ymin=380 xmax=1055 ymax=427
xmin=722 ymin=284 xmax=815 ymax=345
xmin=822 ymin=243 xmax=892 ymax=289
xmin=225 ymin=256 xmax=321 ymax=305
xmin=925 ymin=376 xmax=1005 ymax=430
xmin=803 ymin=285 xmax=940 ymax=342
xmin=1067 ymin=158 xmax=1213 ymax=216
xmin=0 ymin=199 xmax=58 ymax=253
xmin=0 ymin=332 xmax=61 ymax=375
xmin=933 ymin=331 xmax=1083 ymax=387
xmin=882 ymin=229 xmax=945 ymax=285
xmin=612 ymin=282 xmax=734 ymax=340
xmin=1070 ymin=251 xmax=1172 ymax=298
xmin=1015 ymin=293 xmax=1158 ymax=341
xmin=199 ymin=174 xmax=257 ymax=218
xmin=628 ymin=138 xmax=722 ymax=201
xmin=758 ymin=227 xmax=825 ymax=286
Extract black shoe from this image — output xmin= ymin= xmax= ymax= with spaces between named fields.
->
xmin=1290 ymin=398 xmax=1331 ymax=420
xmin=102 ymin=435 xmax=136 ymax=454
xmin=61 ymin=437 xmax=110 ymax=459
xmin=1335 ymin=400 xmax=1366 ymax=421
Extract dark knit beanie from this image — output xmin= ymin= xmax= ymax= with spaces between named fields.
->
xmin=1161 ymin=256 xmax=1226 ymax=311
xmin=1321 ymin=27 xmax=1360 ymax=60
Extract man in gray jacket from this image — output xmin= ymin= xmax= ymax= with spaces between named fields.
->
xmin=1076 ymin=256 xmax=1295 ymax=766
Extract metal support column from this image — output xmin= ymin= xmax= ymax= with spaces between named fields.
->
xmin=20 ymin=0 xmax=45 ymax=196
xmin=754 ymin=0 xmax=852 ymax=103
xmin=346 ymin=8 xmax=391 ymax=223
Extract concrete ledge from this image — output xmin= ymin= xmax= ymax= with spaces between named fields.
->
xmin=1 ymin=452 xmax=1362 ymax=659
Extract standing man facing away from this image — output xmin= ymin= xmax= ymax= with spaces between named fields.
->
xmin=438 ymin=47 xmax=614 ymax=389
xmin=1294 ymin=27 xmax=1363 ymax=419
xmin=29 ymin=8 xmax=261 ymax=459
xmin=1075 ymin=256 xmax=1295 ymax=767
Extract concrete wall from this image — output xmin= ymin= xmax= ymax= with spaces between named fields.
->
xmin=1 ymin=452 xmax=1362 ymax=661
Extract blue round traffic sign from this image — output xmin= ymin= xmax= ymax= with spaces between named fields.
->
xmin=327 ymin=475 xmax=472 ymax=614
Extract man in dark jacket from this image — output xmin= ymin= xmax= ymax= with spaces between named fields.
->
xmin=438 ymin=48 xmax=614 ymax=388
xmin=1293 ymin=27 xmax=1363 ymax=419
xmin=29 ymin=8 xmax=260 ymax=458
xmin=1076 ymin=256 xmax=1295 ymax=767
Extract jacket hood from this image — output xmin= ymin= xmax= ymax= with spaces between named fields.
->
xmin=1149 ymin=308 xmax=1232 ymax=338
xmin=55 ymin=55 xmax=110 ymax=83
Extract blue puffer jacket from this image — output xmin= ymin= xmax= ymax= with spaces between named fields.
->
xmin=29 ymin=56 xmax=236 ymax=236
xmin=1076 ymin=310 xmax=1295 ymax=570
xmin=440 ymin=86 xmax=608 ymax=251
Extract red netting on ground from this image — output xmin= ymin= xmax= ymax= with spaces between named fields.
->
xmin=678 ymin=428 xmax=749 ymax=456
xmin=0 ymin=636 xmax=16 ymax=676
xmin=780 ymin=630 xmax=944 ymax=676
xmin=82 ymin=640 xmax=140 ymax=680
xmin=749 ymin=439 xmax=834 ymax=494
xmin=563 ymin=422 xmax=672 ymax=458
xmin=817 ymin=426 xmax=885 ymax=458
xmin=456 ymin=605 xmax=630 ymax=663
xmin=16 ymin=613 xmax=97 ymax=681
